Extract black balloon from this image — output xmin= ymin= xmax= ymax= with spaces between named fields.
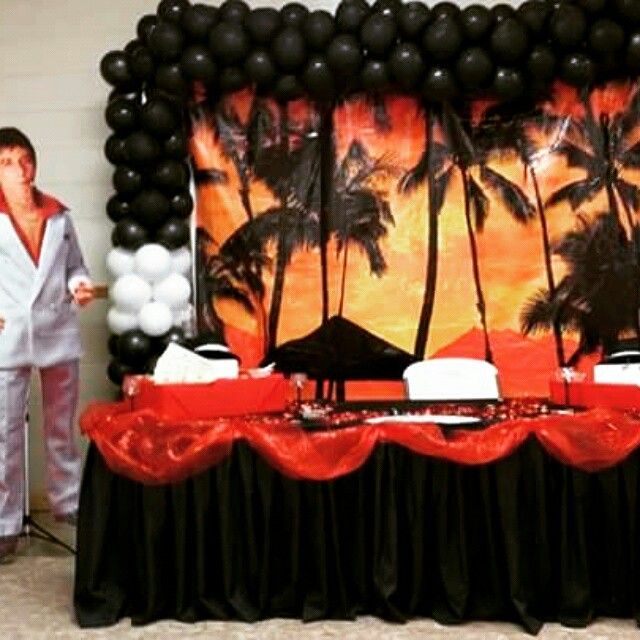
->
xmin=493 ymin=67 xmax=524 ymax=101
xmin=105 ymin=98 xmax=138 ymax=133
xmin=422 ymin=66 xmax=459 ymax=102
xmin=372 ymin=0 xmax=402 ymax=16
xmin=170 ymin=191 xmax=194 ymax=217
xmin=589 ymin=19 xmax=625 ymax=55
xmin=118 ymin=329 xmax=153 ymax=367
xmin=137 ymin=14 xmax=158 ymax=44
xmin=280 ymin=3 xmax=308 ymax=28
xmin=157 ymin=326 xmax=187 ymax=351
xmin=181 ymin=45 xmax=217 ymax=82
xmin=361 ymin=14 xmax=397 ymax=57
xmin=108 ymin=87 xmax=140 ymax=104
xmin=302 ymin=56 xmax=336 ymax=101
xmin=155 ymin=217 xmax=190 ymax=249
xmin=141 ymin=99 xmax=177 ymax=137
xmin=218 ymin=66 xmax=248 ymax=92
xmin=113 ymin=166 xmax=143 ymax=197
xmin=149 ymin=21 xmax=184 ymax=61
xmin=245 ymin=50 xmax=277 ymax=87
xmin=274 ymin=74 xmax=304 ymax=101
xmin=220 ymin=0 xmax=250 ymax=24
xmin=100 ymin=51 xmax=133 ymax=87
xmin=517 ymin=1 xmax=549 ymax=34
xmin=305 ymin=10 xmax=335 ymax=50
xmin=527 ymin=45 xmax=557 ymax=82
xmin=124 ymin=39 xmax=143 ymax=56
xmin=423 ymin=16 xmax=463 ymax=61
xmin=108 ymin=334 xmax=120 ymax=358
xmin=491 ymin=4 xmax=515 ymax=23
xmin=164 ymin=130 xmax=188 ymax=158
xmin=105 ymin=134 xmax=128 ymax=164
xmin=106 ymin=195 xmax=131 ymax=223
xmin=245 ymin=8 xmax=281 ymax=44
xmin=397 ymin=3 xmax=430 ymax=40
xmin=431 ymin=2 xmax=460 ymax=20
xmin=125 ymin=131 xmax=160 ymax=166
xmin=182 ymin=4 xmax=218 ymax=41
xmin=461 ymin=5 xmax=493 ymax=42
xmin=132 ymin=189 xmax=171 ymax=228
xmin=129 ymin=46 xmax=156 ymax=80
xmin=389 ymin=43 xmax=425 ymax=91
xmin=326 ymin=34 xmax=362 ymax=78
xmin=158 ymin=0 xmax=190 ymax=24
xmin=152 ymin=160 xmax=189 ymax=193
xmin=209 ymin=22 xmax=250 ymax=65
xmin=361 ymin=59 xmax=390 ymax=92
xmin=272 ymin=27 xmax=307 ymax=72
xmin=616 ymin=0 xmax=640 ymax=23
xmin=155 ymin=63 xmax=188 ymax=96
xmin=490 ymin=18 xmax=529 ymax=64
xmin=626 ymin=32 xmax=640 ymax=72
xmin=551 ymin=5 xmax=587 ymax=49
xmin=335 ymin=0 xmax=369 ymax=33
xmin=112 ymin=218 xmax=148 ymax=249
xmin=107 ymin=359 xmax=134 ymax=386
xmin=561 ymin=52 xmax=595 ymax=86
xmin=456 ymin=47 xmax=494 ymax=90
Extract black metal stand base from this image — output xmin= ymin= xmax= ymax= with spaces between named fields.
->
xmin=20 ymin=514 xmax=75 ymax=555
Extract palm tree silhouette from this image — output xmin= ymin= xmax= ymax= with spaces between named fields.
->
xmin=329 ymin=140 xmax=398 ymax=316
xmin=521 ymin=212 xmax=640 ymax=365
xmin=250 ymin=103 xmax=323 ymax=350
xmin=203 ymin=224 xmax=272 ymax=353
xmin=474 ymin=102 xmax=566 ymax=365
xmin=398 ymin=104 xmax=452 ymax=359
xmin=545 ymin=87 xmax=640 ymax=239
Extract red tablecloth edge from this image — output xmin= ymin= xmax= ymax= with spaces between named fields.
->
xmin=80 ymin=402 xmax=640 ymax=485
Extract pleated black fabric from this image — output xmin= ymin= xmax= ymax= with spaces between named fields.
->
xmin=74 ymin=441 xmax=640 ymax=634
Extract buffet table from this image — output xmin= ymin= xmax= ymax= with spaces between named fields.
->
xmin=74 ymin=399 xmax=640 ymax=634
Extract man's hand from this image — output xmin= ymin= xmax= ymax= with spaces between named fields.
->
xmin=0 ymin=315 xmax=4 ymax=333
xmin=72 ymin=282 xmax=95 ymax=306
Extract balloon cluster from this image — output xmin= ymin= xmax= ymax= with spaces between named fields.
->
xmin=106 ymin=243 xmax=192 ymax=384
xmin=100 ymin=0 xmax=640 ymax=107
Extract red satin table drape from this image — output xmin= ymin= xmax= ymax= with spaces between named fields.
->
xmin=80 ymin=400 xmax=640 ymax=485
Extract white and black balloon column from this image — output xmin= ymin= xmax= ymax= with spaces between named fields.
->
xmin=100 ymin=0 xmax=640 ymax=383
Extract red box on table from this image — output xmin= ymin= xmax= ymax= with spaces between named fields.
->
xmin=130 ymin=374 xmax=290 ymax=420
xmin=549 ymin=380 xmax=640 ymax=410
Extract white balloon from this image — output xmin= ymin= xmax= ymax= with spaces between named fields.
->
xmin=134 ymin=243 xmax=172 ymax=283
xmin=170 ymin=247 xmax=192 ymax=277
xmin=106 ymin=247 xmax=136 ymax=278
xmin=153 ymin=273 xmax=191 ymax=308
xmin=107 ymin=306 xmax=138 ymax=335
xmin=138 ymin=301 xmax=173 ymax=337
xmin=110 ymin=274 xmax=153 ymax=313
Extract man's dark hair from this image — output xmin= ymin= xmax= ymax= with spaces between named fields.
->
xmin=0 ymin=127 xmax=36 ymax=165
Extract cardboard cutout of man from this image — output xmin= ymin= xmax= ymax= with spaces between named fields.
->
xmin=0 ymin=128 xmax=94 ymax=561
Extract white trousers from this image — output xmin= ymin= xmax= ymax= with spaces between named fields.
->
xmin=0 ymin=360 xmax=81 ymax=537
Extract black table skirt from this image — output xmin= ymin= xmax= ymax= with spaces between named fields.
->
xmin=74 ymin=439 xmax=640 ymax=634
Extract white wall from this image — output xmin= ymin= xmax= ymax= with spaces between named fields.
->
xmin=0 ymin=0 xmax=516 ymax=503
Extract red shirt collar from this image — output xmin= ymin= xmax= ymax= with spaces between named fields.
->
xmin=0 ymin=188 xmax=67 ymax=220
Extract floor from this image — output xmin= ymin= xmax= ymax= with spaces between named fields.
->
xmin=0 ymin=512 xmax=638 ymax=639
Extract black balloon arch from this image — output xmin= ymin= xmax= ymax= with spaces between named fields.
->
xmin=100 ymin=0 xmax=640 ymax=384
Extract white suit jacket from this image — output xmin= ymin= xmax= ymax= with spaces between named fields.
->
xmin=0 ymin=210 xmax=90 ymax=368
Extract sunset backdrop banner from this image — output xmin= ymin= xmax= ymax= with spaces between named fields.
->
xmin=189 ymin=81 xmax=640 ymax=396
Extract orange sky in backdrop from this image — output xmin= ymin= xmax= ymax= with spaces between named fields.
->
xmin=190 ymin=83 xmax=640 ymax=387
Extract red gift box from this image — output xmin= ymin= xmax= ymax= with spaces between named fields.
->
xmin=549 ymin=379 xmax=640 ymax=410
xmin=129 ymin=374 xmax=290 ymax=420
